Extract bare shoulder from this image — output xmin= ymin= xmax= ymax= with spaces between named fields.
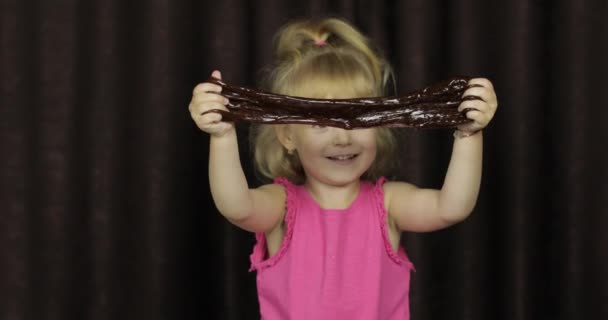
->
xmin=382 ymin=180 xmax=451 ymax=232
xmin=380 ymin=181 xmax=418 ymax=237
xmin=256 ymin=182 xmax=286 ymax=193
xmin=254 ymin=183 xmax=287 ymax=230
xmin=229 ymin=182 xmax=287 ymax=233
xmin=251 ymin=182 xmax=287 ymax=207
xmin=382 ymin=181 xmax=418 ymax=203
xmin=254 ymin=182 xmax=286 ymax=200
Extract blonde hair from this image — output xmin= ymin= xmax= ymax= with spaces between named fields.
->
xmin=251 ymin=18 xmax=398 ymax=184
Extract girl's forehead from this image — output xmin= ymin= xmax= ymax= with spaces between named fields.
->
xmin=291 ymin=83 xmax=372 ymax=99
xmin=285 ymin=71 xmax=376 ymax=99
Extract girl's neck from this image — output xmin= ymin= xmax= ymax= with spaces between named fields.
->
xmin=304 ymin=179 xmax=361 ymax=210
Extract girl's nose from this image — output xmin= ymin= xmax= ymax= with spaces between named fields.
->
xmin=332 ymin=128 xmax=352 ymax=146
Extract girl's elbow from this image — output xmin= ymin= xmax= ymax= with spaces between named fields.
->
xmin=438 ymin=208 xmax=474 ymax=224
xmin=217 ymin=205 xmax=254 ymax=222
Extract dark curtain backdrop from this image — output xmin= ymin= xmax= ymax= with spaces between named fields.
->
xmin=1 ymin=0 xmax=607 ymax=319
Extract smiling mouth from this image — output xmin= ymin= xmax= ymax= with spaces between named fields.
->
xmin=326 ymin=154 xmax=358 ymax=161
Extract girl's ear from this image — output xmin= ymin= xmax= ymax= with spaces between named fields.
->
xmin=274 ymin=125 xmax=296 ymax=151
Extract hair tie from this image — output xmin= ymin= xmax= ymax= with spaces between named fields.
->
xmin=314 ymin=40 xmax=328 ymax=47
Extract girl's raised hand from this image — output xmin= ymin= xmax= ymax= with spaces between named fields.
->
xmin=457 ymin=78 xmax=498 ymax=134
xmin=189 ymin=70 xmax=234 ymax=137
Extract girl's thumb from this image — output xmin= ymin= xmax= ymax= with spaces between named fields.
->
xmin=211 ymin=70 xmax=222 ymax=80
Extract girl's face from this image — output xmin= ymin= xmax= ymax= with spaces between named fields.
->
xmin=279 ymin=124 xmax=377 ymax=187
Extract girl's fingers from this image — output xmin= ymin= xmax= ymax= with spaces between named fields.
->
xmin=464 ymin=110 xmax=489 ymax=130
xmin=190 ymin=70 xmax=233 ymax=136
xmin=200 ymin=118 xmax=233 ymax=135
xmin=191 ymin=93 xmax=229 ymax=105
xmin=465 ymin=79 xmax=497 ymax=102
xmin=200 ymin=112 xmax=222 ymax=124
xmin=458 ymin=78 xmax=497 ymax=132
xmin=190 ymin=101 xmax=227 ymax=115
xmin=458 ymin=110 xmax=487 ymax=132
xmin=462 ymin=87 xmax=491 ymax=102
xmin=193 ymin=82 xmax=222 ymax=95
xmin=465 ymin=110 xmax=484 ymax=122
xmin=468 ymin=78 xmax=493 ymax=90
xmin=458 ymin=99 xmax=483 ymax=112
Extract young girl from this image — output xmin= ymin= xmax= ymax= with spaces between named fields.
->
xmin=189 ymin=18 xmax=497 ymax=320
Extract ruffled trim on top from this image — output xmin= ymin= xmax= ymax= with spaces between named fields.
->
xmin=373 ymin=177 xmax=415 ymax=270
xmin=249 ymin=177 xmax=297 ymax=272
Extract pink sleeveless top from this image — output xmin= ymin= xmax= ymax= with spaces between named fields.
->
xmin=249 ymin=177 xmax=415 ymax=320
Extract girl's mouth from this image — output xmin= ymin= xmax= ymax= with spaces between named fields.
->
xmin=326 ymin=154 xmax=358 ymax=161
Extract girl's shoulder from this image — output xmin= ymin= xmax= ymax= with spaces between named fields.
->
xmin=254 ymin=177 xmax=297 ymax=201
xmin=380 ymin=180 xmax=418 ymax=202
xmin=255 ymin=181 xmax=287 ymax=197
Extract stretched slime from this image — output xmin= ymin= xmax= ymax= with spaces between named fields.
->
xmin=202 ymin=76 xmax=479 ymax=129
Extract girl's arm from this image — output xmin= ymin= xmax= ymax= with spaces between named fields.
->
xmin=384 ymin=132 xmax=482 ymax=232
xmin=385 ymin=78 xmax=497 ymax=232
xmin=208 ymin=131 xmax=286 ymax=233
xmin=191 ymin=70 xmax=285 ymax=233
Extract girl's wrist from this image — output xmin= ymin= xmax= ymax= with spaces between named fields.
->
xmin=453 ymin=129 xmax=481 ymax=139
xmin=210 ymin=127 xmax=237 ymax=143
